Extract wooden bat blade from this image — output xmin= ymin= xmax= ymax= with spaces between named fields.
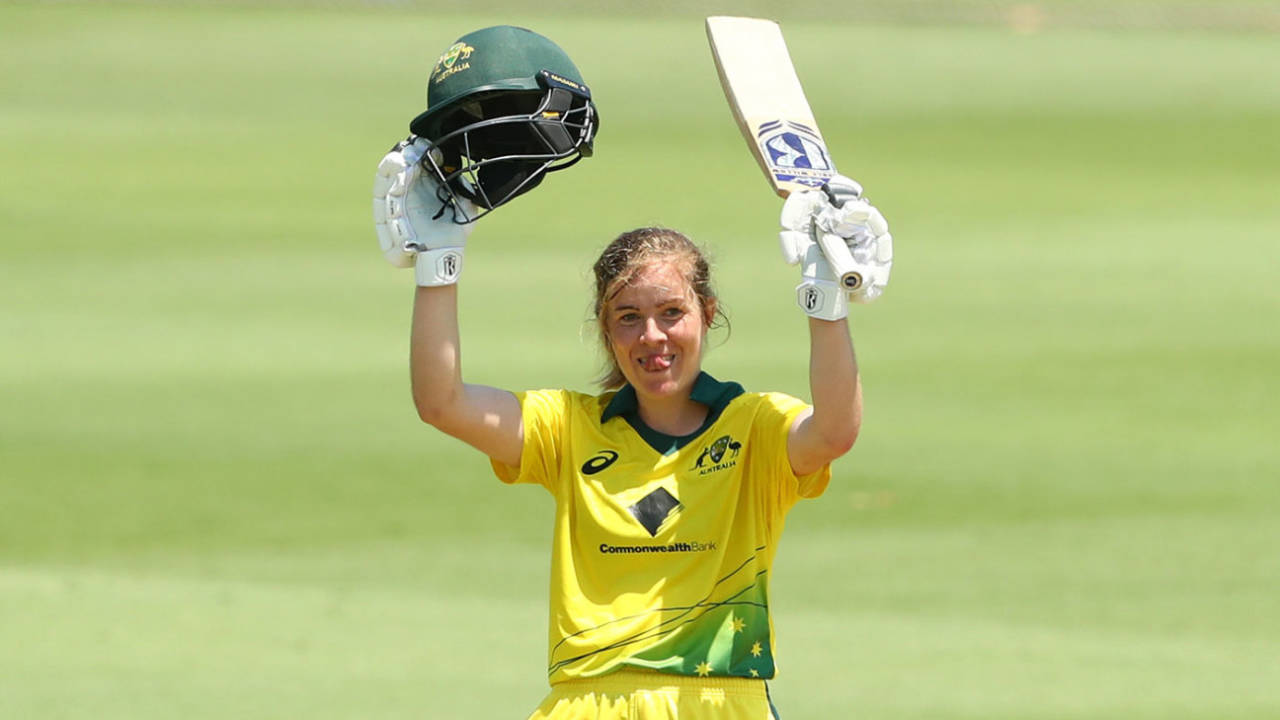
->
xmin=707 ymin=16 xmax=861 ymax=291
xmin=705 ymin=16 xmax=838 ymax=198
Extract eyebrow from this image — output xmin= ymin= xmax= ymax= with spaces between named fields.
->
xmin=612 ymin=297 xmax=687 ymax=312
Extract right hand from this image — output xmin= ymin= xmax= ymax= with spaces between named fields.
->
xmin=372 ymin=137 xmax=478 ymax=286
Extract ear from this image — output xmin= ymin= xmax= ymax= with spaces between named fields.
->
xmin=702 ymin=298 xmax=718 ymax=328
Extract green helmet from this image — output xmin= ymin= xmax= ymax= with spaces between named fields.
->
xmin=408 ymin=26 xmax=599 ymax=221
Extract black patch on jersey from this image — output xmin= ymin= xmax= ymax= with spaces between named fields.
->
xmin=629 ymin=487 xmax=681 ymax=537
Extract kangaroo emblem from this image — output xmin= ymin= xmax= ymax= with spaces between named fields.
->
xmin=695 ymin=435 xmax=742 ymax=468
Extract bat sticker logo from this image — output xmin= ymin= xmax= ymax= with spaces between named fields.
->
xmin=756 ymin=120 xmax=833 ymax=188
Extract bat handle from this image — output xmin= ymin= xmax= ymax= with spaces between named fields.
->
xmin=821 ymin=184 xmax=845 ymax=207
xmin=816 ymin=180 xmax=863 ymax=291
xmin=816 ymin=231 xmax=863 ymax=292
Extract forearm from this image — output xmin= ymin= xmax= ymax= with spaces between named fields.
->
xmin=778 ymin=176 xmax=891 ymax=472
xmin=807 ymin=316 xmax=862 ymax=454
xmin=375 ymin=137 xmax=524 ymax=465
xmin=409 ymin=285 xmax=465 ymax=425
xmin=406 ymin=278 xmax=524 ymax=466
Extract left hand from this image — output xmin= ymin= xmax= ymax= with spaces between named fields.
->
xmin=780 ymin=176 xmax=893 ymax=318
xmin=815 ymin=176 xmax=893 ymax=304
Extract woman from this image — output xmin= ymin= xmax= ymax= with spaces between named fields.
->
xmin=381 ymin=200 xmax=889 ymax=720
xmin=373 ymin=27 xmax=893 ymax=720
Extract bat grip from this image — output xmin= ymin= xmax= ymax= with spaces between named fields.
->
xmin=816 ymin=231 xmax=863 ymax=292
xmin=821 ymin=184 xmax=845 ymax=208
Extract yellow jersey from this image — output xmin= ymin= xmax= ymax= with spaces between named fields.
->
xmin=491 ymin=373 xmax=830 ymax=686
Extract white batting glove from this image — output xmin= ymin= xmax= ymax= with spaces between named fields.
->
xmin=779 ymin=176 xmax=893 ymax=317
xmin=814 ymin=176 xmax=893 ymax=304
xmin=781 ymin=190 xmax=847 ymax=321
xmin=372 ymin=137 xmax=478 ymax=286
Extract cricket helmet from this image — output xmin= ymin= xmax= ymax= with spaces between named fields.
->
xmin=409 ymin=25 xmax=599 ymax=222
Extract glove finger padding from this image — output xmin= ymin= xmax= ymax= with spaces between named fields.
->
xmin=851 ymin=263 xmax=891 ymax=304
xmin=779 ymin=230 xmax=809 ymax=266
xmin=818 ymin=199 xmax=887 ymax=240
xmin=873 ymin=232 xmax=893 ymax=264
xmin=374 ymin=141 xmax=419 ymax=268
xmin=399 ymin=137 xmax=427 ymax=168
xmin=848 ymin=232 xmax=892 ymax=304
xmin=375 ymin=140 xmax=433 ymax=265
xmin=779 ymin=189 xmax=828 ymax=232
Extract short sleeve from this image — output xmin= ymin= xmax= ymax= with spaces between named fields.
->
xmin=751 ymin=392 xmax=832 ymax=511
xmin=490 ymin=388 xmax=570 ymax=494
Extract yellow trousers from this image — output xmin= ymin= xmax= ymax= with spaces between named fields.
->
xmin=527 ymin=671 xmax=779 ymax=720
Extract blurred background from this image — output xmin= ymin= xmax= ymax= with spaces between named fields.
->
xmin=2 ymin=1 xmax=1277 ymax=718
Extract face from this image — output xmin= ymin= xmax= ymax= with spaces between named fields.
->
xmin=604 ymin=262 xmax=712 ymax=405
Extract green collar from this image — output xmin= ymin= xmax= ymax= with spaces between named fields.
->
xmin=601 ymin=372 xmax=745 ymax=454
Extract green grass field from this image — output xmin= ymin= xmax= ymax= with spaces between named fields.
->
xmin=2 ymin=2 xmax=1278 ymax=718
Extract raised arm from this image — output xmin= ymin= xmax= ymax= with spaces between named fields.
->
xmin=409 ymin=285 xmax=523 ymax=467
xmin=374 ymin=138 xmax=523 ymax=468
xmin=787 ymin=317 xmax=863 ymax=475
xmin=778 ymin=176 xmax=893 ymax=476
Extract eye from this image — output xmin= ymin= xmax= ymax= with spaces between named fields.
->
xmin=616 ymin=312 xmax=641 ymax=325
xmin=663 ymin=306 xmax=686 ymax=319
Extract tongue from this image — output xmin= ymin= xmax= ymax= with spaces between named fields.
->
xmin=646 ymin=355 xmax=672 ymax=371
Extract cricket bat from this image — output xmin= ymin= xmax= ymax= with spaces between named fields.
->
xmin=706 ymin=15 xmax=863 ymax=291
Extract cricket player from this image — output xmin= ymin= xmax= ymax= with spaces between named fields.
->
xmin=373 ymin=25 xmax=893 ymax=720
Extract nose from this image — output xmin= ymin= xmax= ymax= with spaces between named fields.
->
xmin=639 ymin=316 xmax=667 ymax=343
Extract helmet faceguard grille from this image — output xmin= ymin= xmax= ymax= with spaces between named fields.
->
xmin=419 ymin=86 xmax=598 ymax=223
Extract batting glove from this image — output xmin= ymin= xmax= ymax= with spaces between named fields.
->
xmin=781 ymin=190 xmax=846 ymax=320
xmin=779 ymin=175 xmax=893 ymax=319
xmin=372 ymin=137 xmax=478 ymax=286
xmin=815 ymin=176 xmax=892 ymax=304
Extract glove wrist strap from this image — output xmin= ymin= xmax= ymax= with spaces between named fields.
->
xmin=415 ymin=246 xmax=465 ymax=287
xmin=796 ymin=279 xmax=848 ymax=321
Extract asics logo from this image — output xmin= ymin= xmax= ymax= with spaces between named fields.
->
xmin=581 ymin=450 xmax=619 ymax=475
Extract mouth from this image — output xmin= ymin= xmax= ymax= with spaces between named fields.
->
xmin=637 ymin=354 xmax=674 ymax=372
